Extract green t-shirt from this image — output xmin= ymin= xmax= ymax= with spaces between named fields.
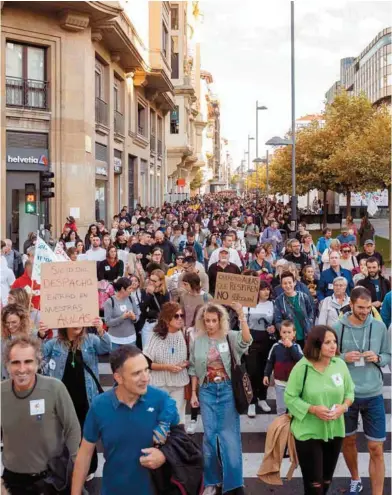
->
xmin=287 ymin=294 xmax=304 ymax=340
xmin=284 ymin=357 xmax=355 ymax=442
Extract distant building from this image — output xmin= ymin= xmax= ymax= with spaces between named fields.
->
xmin=325 ymin=27 xmax=391 ymax=106
xmin=295 ymin=114 xmax=325 ymax=130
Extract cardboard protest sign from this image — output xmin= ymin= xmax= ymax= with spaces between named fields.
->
xmin=40 ymin=261 xmax=99 ymax=328
xmin=214 ymin=272 xmax=259 ymax=308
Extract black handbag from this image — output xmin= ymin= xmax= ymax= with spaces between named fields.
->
xmin=226 ymin=335 xmax=253 ymax=414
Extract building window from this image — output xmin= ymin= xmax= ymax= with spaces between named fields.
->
xmin=6 ymin=42 xmax=48 ymax=109
xmin=171 ymin=5 xmax=179 ymax=30
xmin=95 ymin=60 xmax=107 ymax=125
xmin=387 ymin=74 xmax=392 ymax=87
xmin=113 ymin=77 xmax=124 ymax=134
xmin=95 ymin=180 xmax=107 ymax=223
xmin=162 ymin=23 xmax=169 ymax=58
xmin=171 ymin=36 xmax=179 ymax=79
xmin=157 ymin=116 xmax=163 ymax=155
xmin=137 ymin=103 xmax=147 ymax=136
xmin=150 ymin=109 xmax=156 ymax=152
xmin=170 ymin=106 xmax=179 ymax=134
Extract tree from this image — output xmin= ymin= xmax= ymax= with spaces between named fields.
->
xmin=190 ymin=169 xmax=204 ymax=192
xmin=269 ymin=92 xmax=391 ymax=225
xmin=245 ymin=166 xmax=267 ymax=192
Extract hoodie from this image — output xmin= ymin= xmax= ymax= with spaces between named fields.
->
xmin=11 ymin=269 xmax=40 ymax=310
xmin=333 ymin=313 xmax=391 ymax=398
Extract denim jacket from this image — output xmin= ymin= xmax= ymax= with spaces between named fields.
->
xmin=274 ymin=291 xmax=314 ymax=336
xmin=188 ymin=330 xmax=252 ymax=384
xmin=42 ymin=333 xmax=111 ymax=405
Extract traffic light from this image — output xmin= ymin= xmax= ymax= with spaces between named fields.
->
xmin=25 ymin=183 xmax=37 ymax=214
xmin=40 ymin=171 xmax=55 ymax=200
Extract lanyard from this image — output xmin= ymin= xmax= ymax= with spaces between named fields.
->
xmin=349 ymin=326 xmax=367 ymax=353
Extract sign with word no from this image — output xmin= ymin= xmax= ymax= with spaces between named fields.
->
xmin=214 ymin=273 xmax=260 ymax=308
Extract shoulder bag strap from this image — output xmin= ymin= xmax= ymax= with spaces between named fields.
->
xmin=75 ymin=354 xmax=104 ymax=394
xmin=339 ymin=324 xmax=345 ymax=353
xmin=226 ymin=334 xmax=236 ymax=368
xmin=152 ymin=293 xmax=161 ymax=311
xmin=299 ymin=365 xmax=308 ymax=399
xmin=368 ymin=323 xmax=373 ymax=350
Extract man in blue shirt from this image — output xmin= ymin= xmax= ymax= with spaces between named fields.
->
xmin=337 ymin=227 xmax=356 ymax=246
xmin=317 ymin=251 xmax=353 ymax=301
xmin=71 ymin=346 xmax=179 ymax=495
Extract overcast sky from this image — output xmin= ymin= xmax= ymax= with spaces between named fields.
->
xmin=198 ymin=0 xmax=391 ymax=169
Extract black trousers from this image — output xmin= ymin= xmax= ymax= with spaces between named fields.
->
xmin=244 ymin=332 xmax=272 ymax=402
xmin=295 ymin=437 xmax=343 ymax=494
xmin=2 ymin=469 xmax=67 ymax=495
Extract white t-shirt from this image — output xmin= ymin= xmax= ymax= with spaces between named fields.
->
xmin=0 ymin=257 xmax=15 ymax=306
xmin=85 ymin=248 xmax=106 ymax=262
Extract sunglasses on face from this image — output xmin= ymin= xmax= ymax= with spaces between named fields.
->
xmin=342 ymin=250 xmax=350 ymax=253
xmin=173 ymin=313 xmax=184 ymax=320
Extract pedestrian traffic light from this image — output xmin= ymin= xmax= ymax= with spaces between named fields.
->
xmin=40 ymin=171 xmax=55 ymax=200
xmin=25 ymin=183 xmax=37 ymax=214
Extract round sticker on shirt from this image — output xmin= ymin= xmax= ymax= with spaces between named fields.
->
xmin=120 ymin=305 xmax=127 ymax=312
xmin=331 ymin=373 xmax=343 ymax=387
xmin=48 ymin=359 xmax=56 ymax=371
xmin=105 ymin=265 xmax=111 ymax=271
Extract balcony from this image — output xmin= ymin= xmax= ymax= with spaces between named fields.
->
xmin=138 ymin=124 xmax=145 ymax=136
xmin=114 ymin=109 xmax=124 ymax=135
xmin=157 ymin=139 xmax=163 ymax=155
xmin=6 ymin=76 xmax=49 ymax=110
xmin=150 ymin=134 xmax=156 ymax=152
xmin=95 ymin=97 xmax=108 ymax=126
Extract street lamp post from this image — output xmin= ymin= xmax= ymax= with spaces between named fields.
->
xmin=255 ymin=102 xmax=267 ymax=198
xmin=247 ymin=135 xmax=254 ymax=194
xmin=290 ymin=0 xmax=297 ymax=231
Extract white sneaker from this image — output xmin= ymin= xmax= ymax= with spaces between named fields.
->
xmin=247 ymin=404 xmax=256 ymax=418
xmin=203 ymin=486 xmax=217 ymax=495
xmin=258 ymin=400 xmax=271 ymax=412
xmin=186 ymin=419 xmax=197 ymax=435
xmin=85 ymin=473 xmax=95 ymax=482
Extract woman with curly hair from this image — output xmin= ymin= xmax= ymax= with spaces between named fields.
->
xmin=144 ymin=301 xmax=189 ymax=423
xmin=189 ymin=302 xmax=252 ymax=494
xmin=42 ymin=317 xmax=110 ymax=477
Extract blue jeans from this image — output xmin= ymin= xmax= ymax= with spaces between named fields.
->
xmin=199 ymin=381 xmax=244 ymax=492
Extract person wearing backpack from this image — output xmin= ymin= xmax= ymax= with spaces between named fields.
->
xmin=103 ymin=278 xmax=139 ymax=349
xmin=284 ymin=325 xmax=354 ymax=495
xmin=333 ymin=287 xmax=391 ymax=495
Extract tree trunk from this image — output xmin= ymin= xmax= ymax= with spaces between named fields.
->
xmin=346 ymin=187 xmax=352 ymax=218
xmin=322 ymin=189 xmax=328 ymax=228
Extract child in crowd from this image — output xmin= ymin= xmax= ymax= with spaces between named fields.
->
xmin=263 ymin=320 xmax=303 ymax=415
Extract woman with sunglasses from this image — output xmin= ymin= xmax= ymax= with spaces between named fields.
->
xmin=140 ymin=269 xmax=170 ymax=349
xmin=339 ymin=243 xmax=359 ymax=272
xmin=144 ymin=302 xmax=189 ymax=423
xmin=243 ymin=281 xmax=276 ymax=417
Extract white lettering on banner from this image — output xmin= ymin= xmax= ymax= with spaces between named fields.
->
xmin=32 ymin=236 xmax=62 ymax=284
xmin=54 ymin=243 xmax=71 ymax=261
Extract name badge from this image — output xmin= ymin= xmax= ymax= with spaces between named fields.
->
xmin=354 ymin=357 xmax=365 ymax=367
xmin=30 ymin=399 xmax=45 ymax=416
xmin=328 ymin=283 xmax=334 ymax=290
xmin=105 ymin=265 xmax=111 ymax=271
xmin=218 ymin=342 xmax=229 ymax=353
xmin=120 ymin=305 xmax=127 ymax=312
xmin=331 ymin=373 xmax=343 ymax=387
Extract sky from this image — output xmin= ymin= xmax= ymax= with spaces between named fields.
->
xmin=198 ymin=0 xmax=391 ymax=170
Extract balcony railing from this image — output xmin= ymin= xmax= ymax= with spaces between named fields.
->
xmin=138 ymin=124 xmax=145 ymax=136
xmin=6 ymin=76 xmax=49 ymax=110
xmin=157 ymin=139 xmax=163 ymax=155
xmin=150 ymin=134 xmax=156 ymax=152
xmin=114 ymin=109 xmax=124 ymax=135
xmin=95 ymin=97 xmax=108 ymax=126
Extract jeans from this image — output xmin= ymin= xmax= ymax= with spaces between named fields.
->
xmin=274 ymin=383 xmax=287 ymax=416
xmin=160 ymin=385 xmax=186 ymax=424
xmin=295 ymin=437 xmax=343 ymax=494
xmin=199 ymin=381 xmax=244 ymax=493
xmin=244 ymin=333 xmax=272 ymax=402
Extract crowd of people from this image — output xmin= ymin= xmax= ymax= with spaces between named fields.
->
xmin=1 ymin=193 xmax=391 ymax=495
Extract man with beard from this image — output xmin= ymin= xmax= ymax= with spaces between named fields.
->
xmin=334 ymin=287 xmax=391 ymax=495
xmin=356 ymin=257 xmax=390 ymax=309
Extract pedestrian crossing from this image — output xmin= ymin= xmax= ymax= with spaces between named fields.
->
xmin=84 ymin=358 xmax=392 ymax=494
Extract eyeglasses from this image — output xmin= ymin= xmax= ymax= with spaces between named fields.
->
xmin=342 ymin=250 xmax=351 ymax=253
xmin=173 ymin=313 xmax=184 ymax=320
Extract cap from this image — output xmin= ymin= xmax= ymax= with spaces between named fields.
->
xmin=364 ymin=239 xmax=375 ymax=245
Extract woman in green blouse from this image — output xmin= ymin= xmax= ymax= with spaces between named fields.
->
xmin=285 ymin=325 xmax=355 ymax=494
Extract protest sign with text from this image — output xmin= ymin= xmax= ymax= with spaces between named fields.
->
xmin=214 ymin=272 xmax=259 ymax=308
xmin=40 ymin=261 xmax=99 ymax=328
xmin=32 ymin=236 xmax=60 ymax=284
